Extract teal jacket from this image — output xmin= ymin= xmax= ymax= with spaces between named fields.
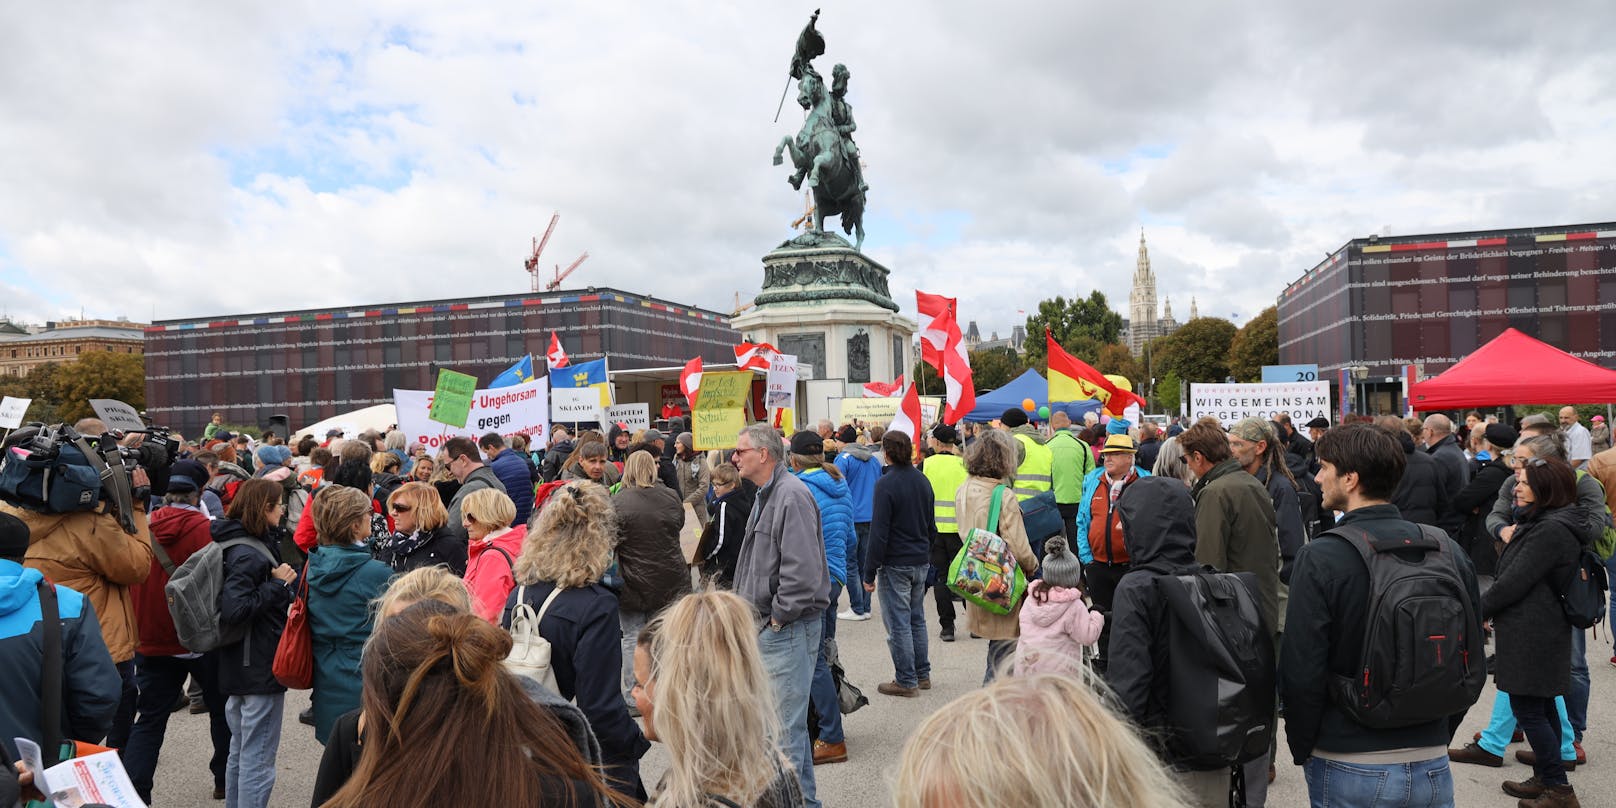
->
xmin=1072 ymin=466 xmax=1152 ymax=564
xmin=306 ymin=542 xmax=393 ymax=744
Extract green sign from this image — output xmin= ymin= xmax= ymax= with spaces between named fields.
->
xmin=428 ymin=369 xmax=478 ymax=428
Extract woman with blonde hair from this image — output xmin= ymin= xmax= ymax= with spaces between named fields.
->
xmin=611 ymin=450 xmax=691 ymax=705
xmin=893 ymin=672 xmax=1187 ymax=808
xmin=957 ymin=429 xmax=1039 ymax=682
xmin=375 ymin=482 xmax=466 ymax=575
xmin=373 ymin=565 xmax=472 ymax=619
xmin=503 ymin=481 xmax=649 ymax=802
xmin=633 ymin=590 xmax=804 ymax=808
xmin=306 ymin=485 xmax=393 ymax=744
xmin=460 ymin=487 xmax=526 ymax=623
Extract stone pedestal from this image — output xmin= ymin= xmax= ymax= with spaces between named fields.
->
xmin=731 ymin=237 xmax=915 ymax=399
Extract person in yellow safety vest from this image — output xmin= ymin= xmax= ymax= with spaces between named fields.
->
xmin=999 ymin=408 xmax=1052 ymax=501
xmin=921 ymin=424 xmax=969 ymax=642
xmin=1046 ymin=410 xmax=1097 ymax=543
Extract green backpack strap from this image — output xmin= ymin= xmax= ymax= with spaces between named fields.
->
xmin=986 ymin=484 xmax=1005 ymax=534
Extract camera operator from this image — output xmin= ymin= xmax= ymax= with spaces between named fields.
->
xmin=0 ymin=417 xmax=161 ymax=751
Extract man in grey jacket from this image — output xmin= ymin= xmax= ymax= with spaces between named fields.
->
xmin=442 ymin=437 xmax=508 ymax=531
xmin=733 ymin=422 xmax=830 ymax=808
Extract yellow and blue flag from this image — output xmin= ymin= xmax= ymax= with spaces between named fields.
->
xmin=490 ymin=355 xmax=536 ymax=388
xmin=550 ymin=357 xmax=612 ymax=406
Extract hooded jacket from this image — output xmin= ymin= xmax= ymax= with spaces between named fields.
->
xmin=489 ymin=450 xmax=536 ymax=527
xmin=4 ymin=503 xmax=154 ymax=664
xmin=1190 ymin=458 xmax=1280 ymax=630
xmin=610 ymin=483 xmax=693 ymax=615
xmin=465 ymin=525 xmax=527 ymax=623
xmin=734 ymin=463 xmax=831 ymax=627
xmin=1483 ymin=504 xmax=1581 ymax=698
xmin=833 ymin=442 xmax=882 ymax=524
xmin=794 ymin=467 xmax=855 ymax=586
xmin=134 ymin=505 xmax=215 ymax=657
xmin=541 ymin=439 xmax=576 ymax=482
xmin=0 ymin=559 xmax=120 ymax=765
xmin=1015 ymin=583 xmax=1104 ymax=676
xmin=698 ymin=486 xmax=755 ymax=587
xmin=213 ymin=517 xmax=294 ymax=695
xmin=307 ymin=541 xmax=394 ymax=743
xmin=1105 ymin=477 xmax=1204 ymax=763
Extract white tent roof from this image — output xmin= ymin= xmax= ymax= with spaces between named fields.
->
xmin=294 ymin=403 xmax=397 ymax=442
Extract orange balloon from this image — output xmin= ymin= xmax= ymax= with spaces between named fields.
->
xmin=1021 ymin=398 xmax=1036 ymax=412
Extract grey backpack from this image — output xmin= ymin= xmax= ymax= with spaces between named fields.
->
xmin=165 ymin=538 xmax=274 ymax=652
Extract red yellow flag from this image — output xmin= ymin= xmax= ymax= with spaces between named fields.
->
xmin=1045 ymin=329 xmax=1146 ymax=411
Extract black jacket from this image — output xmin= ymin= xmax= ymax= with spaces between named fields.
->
xmin=373 ymin=525 xmax=468 ymax=576
xmin=1424 ymin=435 xmax=1469 ymax=535
xmin=1483 ymin=505 xmax=1581 ymax=698
xmin=1278 ymin=504 xmax=1479 ymax=764
xmin=1255 ymin=466 xmax=1306 ymax=585
xmin=1104 ymin=477 xmax=1203 ymax=767
xmin=864 ymin=465 xmax=935 ymax=582
xmin=656 ymin=454 xmax=682 ymax=498
xmin=540 ymin=439 xmax=576 ymax=483
xmin=1136 ymin=438 xmax=1162 ymax=473
xmin=1389 ymin=431 xmax=1449 ymax=528
xmin=1450 ymin=457 xmax=1512 ymax=576
xmin=213 ymin=518 xmax=294 ymax=696
xmin=698 ymin=487 xmax=755 ymax=587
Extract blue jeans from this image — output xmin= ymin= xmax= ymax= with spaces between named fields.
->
xmin=1303 ymin=755 xmax=1454 ymax=808
xmin=224 ymin=692 xmax=284 ymax=808
xmin=1568 ymin=627 xmax=1588 ymax=742
xmin=619 ymin=609 xmax=648 ymax=705
xmin=877 ymin=565 xmax=931 ymax=688
xmin=810 ymin=581 xmax=845 ymax=744
xmin=124 ymin=654 xmax=230 ymax=803
xmin=759 ymin=615 xmax=823 ymax=808
xmin=1479 ymin=692 xmax=1575 ymax=760
xmin=846 ymin=523 xmax=872 ymax=613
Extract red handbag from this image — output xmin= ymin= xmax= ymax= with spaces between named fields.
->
xmin=273 ymin=563 xmax=314 ymax=689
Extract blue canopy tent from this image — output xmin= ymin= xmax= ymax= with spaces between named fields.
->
xmin=960 ymin=368 xmax=1103 ymax=423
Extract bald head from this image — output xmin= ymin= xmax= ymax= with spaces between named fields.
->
xmin=1049 ymin=411 xmax=1071 ymax=430
xmin=1560 ymin=407 xmax=1580 ymax=428
xmin=1422 ymin=414 xmax=1452 ymax=435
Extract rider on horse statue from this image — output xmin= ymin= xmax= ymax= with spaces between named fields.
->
xmin=773 ymin=12 xmax=868 ymax=251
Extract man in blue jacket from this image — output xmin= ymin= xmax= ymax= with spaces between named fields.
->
xmin=863 ymin=429 xmax=935 ymax=698
xmin=0 ymin=512 xmax=121 ymax=768
xmin=834 ymin=426 xmax=882 ymax=621
xmin=480 ymin=432 xmax=535 ymax=527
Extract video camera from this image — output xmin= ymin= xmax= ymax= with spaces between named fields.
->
xmin=0 ymin=421 xmax=178 ymax=535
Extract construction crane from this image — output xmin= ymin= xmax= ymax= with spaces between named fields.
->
xmin=732 ymin=291 xmax=756 ymax=316
xmin=545 ymin=252 xmax=590 ymax=291
xmin=524 ymin=213 xmax=560 ymax=294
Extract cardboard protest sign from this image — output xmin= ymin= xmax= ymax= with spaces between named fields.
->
xmin=691 ymin=371 xmax=753 ymax=450
xmin=428 ymin=369 xmax=479 ymax=428
xmin=550 ymin=387 xmax=605 ymax=425
xmin=605 ymin=403 xmax=650 ymax=432
xmin=1189 ymin=381 xmax=1331 ymax=424
xmin=836 ymin=396 xmax=942 ymax=426
xmin=766 ymin=354 xmax=797 ymax=409
xmin=0 ymin=396 xmax=32 ymax=429
xmin=89 ymin=399 xmax=147 ymax=433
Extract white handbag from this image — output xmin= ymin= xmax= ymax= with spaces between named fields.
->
xmin=505 ymin=585 xmax=564 ymax=693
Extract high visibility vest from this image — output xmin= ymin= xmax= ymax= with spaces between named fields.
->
xmin=923 ymin=453 xmax=969 ymax=534
xmin=1012 ymin=432 xmax=1054 ymax=501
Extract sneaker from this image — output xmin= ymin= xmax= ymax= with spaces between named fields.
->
xmin=939 ymin=627 xmax=955 ymax=642
xmin=1448 ymin=742 xmax=1504 ymax=767
xmin=1503 ymin=775 xmax=1547 ymax=799
xmin=877 ymin=681 xmax=919 ymax=698
xmin=1609 ymin=655 xmax=1616 ymax=669
xmin=853 ymin=611 xmax=871 ymax=621
xmin=812 ymin=739 xmax=848 ymax=765
xmin=918 ymin=678 xmax=932 ymax=690
xmin=1516 ymin=749 xmax=1577 ymax=771
xmin=838 ymin=610 xmax=871 ymax=622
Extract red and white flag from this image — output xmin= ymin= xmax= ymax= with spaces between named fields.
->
xmin=887 ymin=380 xmax=924 ymax=441
xmin=862 ymin=375 xmax=904 ymax=398
xmin=679 ymin=356 xmax=704 ymax=408
xmin=546 ymin=332 xmax=570 ymax=371
xmin=915 ymin=291 xmax=975 ymax=424
xmin=733 ymin=341 xmax=778 ymax=372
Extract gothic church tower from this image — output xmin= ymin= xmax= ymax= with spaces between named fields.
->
xmin=1127 ymin=230 xmax=1158 ymax=354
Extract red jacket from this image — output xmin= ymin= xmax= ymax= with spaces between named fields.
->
xmin=133 ymin=506 xmax=215 ymax=656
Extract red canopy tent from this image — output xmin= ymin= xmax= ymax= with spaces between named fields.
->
xmin=1409 ymin=328 xmax=1616 ymax=410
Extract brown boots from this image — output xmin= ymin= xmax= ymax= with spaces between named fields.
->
xmin=1504 ymin=777 xmax=1579 ymax=808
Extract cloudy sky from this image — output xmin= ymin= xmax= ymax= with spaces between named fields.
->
xmin=3 ymin=1 xmax=1614 ymax=342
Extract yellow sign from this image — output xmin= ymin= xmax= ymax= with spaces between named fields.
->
xmin=692 ymin=407 xmax=744 ymax=450
xmin=836 ymin=396 xmax=943 ymax=426
xmin=697 ymin=371 xmax=753 ymax=411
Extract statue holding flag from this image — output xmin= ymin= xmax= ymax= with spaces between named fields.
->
xmin=773 ymin=9 xmax=868 ymax=251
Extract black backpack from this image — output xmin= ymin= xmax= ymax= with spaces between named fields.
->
xmin=1157 ymin=568 xmax=1276 ymax=772
xmin=1558 ymin=546 xmax=1609 ymax=630
xmin=1323 ymin=524 xmax=1485 ymax=728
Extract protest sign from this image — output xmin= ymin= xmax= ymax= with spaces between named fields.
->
xmin=551 ymin=387 xmax=605 ymax=425
xmin=605 ymin=403 xmax=650 ymax=432
xmin=837 ymin=396 xmax=942 ymax=426
xmin=766 ymin=353 xmax=797 ymax=409
xmin=697 ymin=371 xmax=753 ymax=410
xmin=428 ymin=369 xmax=478 ymax=428
xmin=1189 ymin=381 xmax=1331 ymax=424
xmin=691 ymin=370 xmax=753 ymax=450
xmin=395 ymin=379 xmax=549 ymax=451
xmin=89 ymin=399 xmax=146 ymax=433
xmin=0 ymin=396 xmax=31 ymax=429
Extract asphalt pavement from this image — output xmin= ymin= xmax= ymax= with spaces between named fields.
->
xmin=146 ymin=594 xmax=1616 ymax=807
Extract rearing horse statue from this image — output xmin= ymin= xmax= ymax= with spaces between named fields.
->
xmin=773 ymin=70 xmax=866 ymax=250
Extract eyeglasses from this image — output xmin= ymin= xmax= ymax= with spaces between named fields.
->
xmin=1508 ymin=456 xmax=1547 ymax=469
xmin=732 ymin=447 xmax=757 ymax=458
xmin=390 ymin=504 xmax=412 ymax=514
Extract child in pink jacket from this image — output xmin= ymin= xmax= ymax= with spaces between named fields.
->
xmin=1016 ymin=536 xmax=1105 ymax=675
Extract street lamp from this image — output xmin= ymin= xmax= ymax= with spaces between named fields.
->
xmin=1349 ymin=365 xmax=1370 ymax=416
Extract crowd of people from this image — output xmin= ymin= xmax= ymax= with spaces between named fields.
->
xmin=0 ymin=402 xmax=1611 ymax=807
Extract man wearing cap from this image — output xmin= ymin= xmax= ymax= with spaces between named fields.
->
xmin=124 ymin=471 xmax=232 ymax=803
xmin=0 ymin=512 xmax=120 ymax=774
xmin=641 ymin=429 xmax=683 ymax=496
xmin=321 ymin=428 xmax=344 ymax=448
xmin=1072 ymin=428 xmax=1151 ymax=672
xmin=732 ymin=424 xmax=831 ymax=808
xmin=1305 ymin=417 xmax=1330 ymax=445
xmin=999 ymin=408 xmax=1053 ymax=502
xmin=1560 ymin=407 xmax=1593 ymax=470
xmin=1046 ymin=411 xmax=1097 ymax=545
xmin=835 ymin=423 xmax=882 ymax=621
xmin=921 ymin=424 xmax=969 ymax=641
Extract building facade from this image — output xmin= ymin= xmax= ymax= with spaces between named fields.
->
xmin=0 ymin=319 xmax=145 ymax=377
xmin=1278 ymin=221 xmax=1616 ymax=412
xmin=144 ymin=288 xmax=738 ymax=435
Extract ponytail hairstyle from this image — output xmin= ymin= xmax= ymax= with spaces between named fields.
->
xmin=323 ymin=601 xmax=624 ymax=808
xmin=515 ymin=482 xmax=615 ymax=588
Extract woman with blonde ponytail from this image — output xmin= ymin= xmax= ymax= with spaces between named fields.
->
xmin=633 ymin=589 xmax=805 ymax=808
xmin=319 ymin=600 xmax=625 ymax=807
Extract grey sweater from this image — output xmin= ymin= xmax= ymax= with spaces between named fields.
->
xmin=735 ymin=464 xmax=831 ymax=626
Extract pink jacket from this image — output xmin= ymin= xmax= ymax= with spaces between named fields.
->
xmin=1014 ymin=582 xmax=1105 ymax=676
xmin=465 ymin=525 xmax=527 ymax=623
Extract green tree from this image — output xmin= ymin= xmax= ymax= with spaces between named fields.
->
xmin=54 ymin=351 xmax=145 ymax=423
xmin=1151 ymin=317 xmax=1238 ymax=383
xmin=1093 ymin=343 xmax=1142 ymax=386
xmin=1021 ymin=291 xmax=1124 ymax=366
xmin=1158 ymin=370 xmax=1183 ymax=413
xmin=1227 ymin=306 xmax=1279 ymax=383
xmin=0 ymin=363 xmax=64 ymax=425
xmin=967 ymin=347 xmax=1024 ymax=392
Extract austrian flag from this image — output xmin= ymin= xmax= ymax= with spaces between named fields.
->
xmin=546 ymin=332 xmax=570 ymax=371
xmin=862 ymin=375 xmax=904 ymax=398
xmin=915 ymin=291 xmax=975 ymax=425
xmin=887 ymin=380 xmax=924 ymax=442
xmin=733 ymin=342 xmax=778 ymax=372
xmin=679 ymin=356 xmax=704 ymax=408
